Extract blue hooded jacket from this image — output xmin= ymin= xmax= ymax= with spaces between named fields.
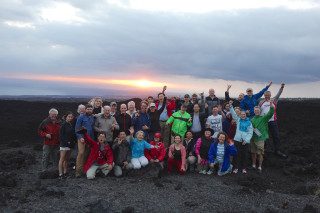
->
xmin=208 ymin=141 xmax=237 ymax=172
xmin=75 ymin=114 xmax=95 ymax=139
xmin=132 ymin=112 xmax=151 ymax=137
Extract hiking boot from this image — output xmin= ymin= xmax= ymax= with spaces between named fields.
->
xmin=199 ymin=170 xmax=207 ymax=174
xmin=242 ymin=169 xmax=247 ymax=174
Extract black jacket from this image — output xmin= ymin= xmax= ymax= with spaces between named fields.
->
xmin=116 ymin=113 xmax=132 ymax=135
xmin=183 ymin=138 xmax=196 ymax=156
xmin=148 ymin=110 xmax=160 ymax=133
xmin=112 ymin=138 xmax=131 ymax=166
xmin=59 ymin=121 xmax=76 ymax=148
xmin=225 ymin=91 xmax=240 ymax=107
xmin=190 ymin=112 xmax=207 ymax=134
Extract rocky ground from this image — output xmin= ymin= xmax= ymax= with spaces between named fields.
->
xmin=0 ymin=99 xmax=320 ymax=213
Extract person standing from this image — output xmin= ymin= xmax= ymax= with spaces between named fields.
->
xmin=206 ymin=105 xmax=226 ymax=138
xmin=148 ymin=103 xmax=161 ymax=141
xmin=224 ymin=85 xmax=244 ymax=108
xmin=116 ymin=104 xmax=132 ymax=136
xmin=259 ymin=83 xmax=287 ymax=158
xmin=205 ymin=88 xmax=220 ymax=115
xmin=75 ymin=104 xmax=95 ymax=177
xmin=38 ymin=108 xmax=61 ymax=171
xmin=240 ymin=82 xmax=272 ymax=117
xmin=190 ymin=103 xmax=207 ymax=141
xmin=132 ymin=101 xmax=151 ymax=139
xmin=126 ymin=101 xmax=137 ymax=118
xmin=94 ymin=106 xmax=119 ymax=145
xmin=156 ymin=86 xmax=176 ymax=147
xmin=166 ymin=104 xmax=192 ymax=141
xmin=251 ymin=105 xmax=275 ymax=172
xmin=58 ymin=111 xmax=76 ymax=179
xmin=229 ymin=100 xmax=253 ymax=174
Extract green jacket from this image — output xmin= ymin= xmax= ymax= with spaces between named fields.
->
xmin=251 ymin=107 xmax=274 ymax=142
xmin=166 ymin=110 xmax=192 ymax=138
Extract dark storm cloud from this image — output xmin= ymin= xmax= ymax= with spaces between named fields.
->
xmin=1 ymin=1 xmax=320 ymax=83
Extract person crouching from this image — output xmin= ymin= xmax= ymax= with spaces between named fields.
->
xmin=195 ymin=128 xmax=214 ymax=174
xmin=77 ymin=129 xmax=113 ymax=179
xmin=167 ymin=135 xmax=186 ymax=175
xmin=144 ymin=133 xmax=166 ymax=169
xmin=129 ymin=129 xmax=157 ymax=169
xmin=112 ymin=130 xmax=133 ymax=177
xmin=207 ymin=132 xmax=237 ymax=176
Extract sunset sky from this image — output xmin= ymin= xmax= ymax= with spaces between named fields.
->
xmin=1 ymin=0 xmax=320 ymax=98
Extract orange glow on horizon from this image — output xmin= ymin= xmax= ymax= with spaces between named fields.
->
xmin=9 ymin=74 xmax=171 ymax=89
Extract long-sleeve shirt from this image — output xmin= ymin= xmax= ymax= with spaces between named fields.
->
xmin=94 ymin=114 xmax=119 ymax=142
xmin=230 ymin=106 xmax=253 ymax=144
xmin=240 ymin=86 xmax=270 ymax=117
xmin=259 ymin=87 xmax=284 ymax=121
xmin=75 ymin=114 xmax=95 ymax=140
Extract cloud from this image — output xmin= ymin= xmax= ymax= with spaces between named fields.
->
xmin=0 ymin=0 xmax=320 ymax=86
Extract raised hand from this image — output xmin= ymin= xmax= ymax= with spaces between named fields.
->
xmin=281 ymin=83 xmax=285 ymax=88
xmin=129 ymin=127 xmax=134 ymax=135
xmin=227 ymin=85 xmax=232 ymax=92
xmin=267 ymin=81 xmax=273 ymax=87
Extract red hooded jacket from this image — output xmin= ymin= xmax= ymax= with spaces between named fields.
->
xmin=83 ymin=133 xmax=113 ymax=173
xmin=38 ymin=117 xmax=61 ymax=146
xmin=144 ymin=141 xmax=166 ymax=162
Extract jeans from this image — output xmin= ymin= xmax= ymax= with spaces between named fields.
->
xmin=233 ymin=141 xmax=249 ymax=170
xmin=268 ymin=121 xmax=280 ymax=152
xmin=42 ymin=145 xmax=59 ymax=170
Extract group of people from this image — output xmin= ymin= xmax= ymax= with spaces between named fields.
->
xmin=38 ymin=82 xmax=286 ymax=179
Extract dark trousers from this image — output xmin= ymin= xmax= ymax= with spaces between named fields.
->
xmin=233 ymin=141 xmax=248 ymax=170
xmin=268 ymin=121 xmax=280 ymax=152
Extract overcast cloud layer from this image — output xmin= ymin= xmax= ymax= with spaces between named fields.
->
xmin=0 ymin=0 xmax=320 ymax=96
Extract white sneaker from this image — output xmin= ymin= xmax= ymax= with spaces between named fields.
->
xmin=206 ymin=170 xmax=214 ymax=175
xmin=199 ymin=170 xmax=206 ymax=174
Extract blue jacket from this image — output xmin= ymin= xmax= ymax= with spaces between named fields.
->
xmin=132 ymin=112 xmax=151 ymax=137
xmin=230 ymin=106 xmax=253 ymax=144
xmin=75 ymin=114 xmax=95 ymax=139
xmin=240 ymin=86 xmax=269 ymax=117
xmin=208 ymin=141 xmax=237 ymax=172
xmin=130 ymin=138 xmax=152 ymax=158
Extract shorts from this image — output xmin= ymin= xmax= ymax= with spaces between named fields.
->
xmin=60 ymin=147 xmax=71 ymax=151
xmin=250 ymin=140 xmax=265 ymax=155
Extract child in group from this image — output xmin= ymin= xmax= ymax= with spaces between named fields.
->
xmin=229 ymin=100 xmax=253 ymax=174
xmin=129 ymin=128 xmax=157 ymax=169
xmin=195 ymin=128 xmax=215 ymax=174
xmin=208 ymin=132 xmax=237 ymax=176
xmin=144 ymin=133 xmax=166 ymax=169
xmin=250 ymin=104 xmax=275 ymax=173
xmin=183 ymin=131 xmax=197 ymax=172
xmin=58 ymin=112 xmax=77 ymax=179
xmin=167 ymin=135 xmax=187 ymax=175
xmin=112 ymin=130 xmax=132 ymax=177
xmin=77 ymin=128 xmax=113 ymax=179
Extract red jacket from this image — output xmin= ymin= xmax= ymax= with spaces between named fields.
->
xmin=38 ymin=118 xmax=61 ymax=146
xmin=144 ymin=141 xmax=166 ymax=162
xmin=83 ymin=133 xmax=113 ymax=173
xmin=155 ymin=97 xmax=176 ymax=118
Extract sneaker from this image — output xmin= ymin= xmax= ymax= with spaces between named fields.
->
xmin=58 ymin=174 xmax=64 ymax=180
xmin=242 ymin=169 xmax=247 ymax=174
xmin=249 ymin=165 xmax=256 ymax=170
xmin=206 ymin=169 xmax=214 ymax=175
xmin=232 ymin=169 xmax=238 ymax=174
xmin=257 ymin=167 xmax=262 ymax=173
xmin=199 ymin=170 xmax=207 ymax=174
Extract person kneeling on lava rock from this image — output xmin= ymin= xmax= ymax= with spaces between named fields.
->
xmin=112 ymin=130 xmax=133 ymax=177
xmin=77 ymin=128 xmax=113 ymax=179
xmin=144 ymin=132 xmax=166 ymax=169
